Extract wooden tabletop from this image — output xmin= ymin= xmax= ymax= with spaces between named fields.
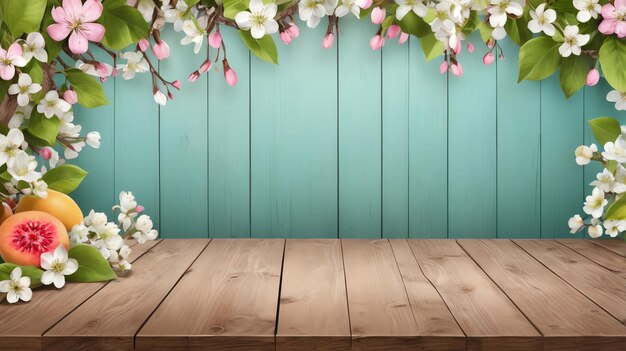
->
xmin=1 ymin=238 xmax=625 ymax=351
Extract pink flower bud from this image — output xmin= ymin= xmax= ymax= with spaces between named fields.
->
xmin=357 ymin=0 xmax=372 ymax=8
xmin=483 ymin=52 xmax=495 ymax=65
xmin=167 ymin=91 xmax=174 ymax=100
xmin=486 ymin=39 xmax=495 ymax=49
xmin=371 ymin=7 xmax=385 ymax=24
xmin=499 ymin=50 xmax=505 ymax=60
xmin=399 ymin=32 xmax=409 ymax=45
xmin=199 ymin=59 xmax=212 ymax=74
xmin=39 ymin=147 xmax=52 ymax=160
xmin=138 ymin=38 xmax=150 ymax=52
xmin=209 ymin=31 xmax=222 ymax=49
xmin=63 ymin=89 xmax=78 ymax=105
xmin=225 ymin=68 xmax=238 ymax=86
xmin=135 ymin=205 xmax=145 ymax=213
xmin=172 ymin=80 xmax=182 ymax=90
xmin=467 ymin=42 xmax=475 ymax=53
xmin=100 ymin=77 xmax=108 ymax=83
xmin=112 ymin=68 xmax=118 ymax=77
xmin=286 ymin=24 xmax=300 ymax=38
xmin=152 ymin=40 xmax=170 ymax=60
xmin=586 ymin=68 xmax=600 ymax=87
xmin=95 ymin=62 xmax=109 ymax=77
xmin=387 ymin=25 xmax=401 ymax=39
xmin=453 ymin=39 xmax=462 ymax=55
xmin=439 ymin=60 xmax=448 ymax=74
xmin=369 ymin=34 xmax=385 ymax=51
xmin=322 ymin=33 xmax=334 ymax=49
xmin=188 ymin=71 xmax=200 ymax=82
xmin=280 ymin=31 xmax=292 ymax=45
xmin=450 ymin=63 xmax=463 ymax=77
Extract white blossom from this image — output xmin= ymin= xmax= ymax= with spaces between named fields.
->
xmin=488 ymin=0 xmax=523 ymax=28
xmin=527 ymin=4 xmax=556 ymax=36
xmin=0 ymin=128 xmax=26 ymax=166
xmin=21 ymin=32 xmax=47 ymax=63
xmin=395 ymin=0 xmax=427 ymax=21
xmin=7 ymin=151 xmax=41 ymax=183
xmin=607 ymin=90 xmax=626 ymax=111
xmin=574 ymin=144 xmax=597 ymax=165
xmin=299 ymin=0 xmax=337 ymax=28
xmin=335 ymin=0 xmax=360 ymax=17
xmin=559 ymin=25 xmax=589 ymax=57
xmin=568 ymin=214 xmax=585 ymax=234
xmin=37 ymin=90 xmax=71 ymax=118
xmin=162 ymin=0 xmax=188 ymax=31
xmin=40 ymin=245 xmax=78 ymax=289
xmin=235 ymin=0 xmax=278 ymax=39
xmin=583 ymin=187 xmax=608 ymax=219
xmin=590 ymin=168 xmax=626 ymax=194
xmin=573 ymin=0 xmax=600 ymax=23
xmin=181 ymin=15 xmax=208 ymax=54
xmin=117 ymin=51 xmax=149 ymax=80
xmin=0 ymin=267 xmax=32 ymax=303
xmin=602 ymin=136 xmax=626 ymax=163
xmin=8 ymin=73 xmax=42 ymax=107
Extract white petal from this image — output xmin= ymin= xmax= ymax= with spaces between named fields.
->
xmin=19 ymin=287 xmax=32 ymax=301
xmin=235 ymin=12 xmax=253 ymax=30
xmin=528 ymin=20 xmax=542 ymax=34
xmin=264 ymin=19 xmax=279 ymax=35
xmin=0 ymin=280 xmax=10 ymax=293
xmin=10 ymin=267 xmax=21 ymax=281
xmin=18 ymin=73 xmax=32 ymax=86
xmin=17 ymin=94 xmax=29 ymax=107
xmin=53 ymin=273 xmax=65 ymax=288
xmin=54 ymin=244 xmax=68 ymax=261
xmin=396 ymin=5 xmax=411 ymax=20
xmin=41 ymin=270 xmax=55 ymax=285
xmin=263 ymin=3 xmax=277 ymax=18
xmin=251 ymin=24 xmax=266 ymax=39
xmin=63 ymin=258 xmax=79 ymax=275
xmin=249 ymin=0 xmax=264 ymax=13
xmin=6 ymin=290 xmax=18 ymax=303
xmin=607 ymin=90 xmax=622 ymax=103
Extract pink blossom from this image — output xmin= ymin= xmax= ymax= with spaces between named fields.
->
xmin=586 ymin=69 xmax=600 ymax=86
xmin=286 ymin=24 xmax=300 ymax=38
xmin=172 ymin=80 xmax=182 ymax=90
xmin=199 ymin=59 xmax=212 ymax=74
xmin=209 ymin=31 xmax=222 ymax=49
xmin=399 ymin=32 xmax=409 ymax=45
xmin=138 ymin=38 xmax=150 ymax=52
xmin=47 ymin=0 xmax=105 ymax=54
xmin=387 ymin=25 xmax=401 ymax=39
xmin=467 ymin=42 xmax=475 ymax=53
xmin=450 ymin=62 xmax=463 ymax=77
xmin=439 ymin=60 xmax=448 ymax=74
xmin=63 ymin=89 xmax=78 ymax=104
xmin=371 ymin=7 xmax=385 ymax=24
xmin=322 ymin=33 xmax=334 ymax=49
xmin=188 ymin=71 xmax=200 ymax=82
xmin=369 ymin=35 xmax=385 ymax=51
xmin=152 ymin=40 xmax=170 ymax=60
xmin=225 ymin=68 xmax=238 ymax=86
xmin=135 ymin=205 xmax=145 ymax=213
xmin=357 ymin=0 xmax=373 ymax=9
xmin=0 ymin=43 xmax=27 ymax=80
xmin=599 ymin=0 xmax=626 ymax=38
xmin=483 ymin=52 xmax=495 ymax=65
xmin=280 ymin=31 xmax=292 ymax=45
xmin=39 ymin=148 xmax=52 ymax=160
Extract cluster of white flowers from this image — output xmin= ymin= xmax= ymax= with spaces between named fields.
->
xmin=70 ymin=191 xmax=158 ymax=272
xmin=0 ymin=128 xmax=47 ymax=199
xmin=570 ymin=127 xmax=626 ymax=238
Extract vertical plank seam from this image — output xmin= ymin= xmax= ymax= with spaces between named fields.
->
xmin=132 ymin=239 xmax=213 ymax=349
xmin=206 ymin=46 xmax=211 ymax=238
xmin=582 ymin=86 xmax=587 ymax=239
xmin=539 ymin=81 xmax=543 ymax=238
xmin=112 ymin=71 xmax=116 ymax=222
xmin=406 ymin=38 xmax=411 ymax=239
xmin=339 ymin=239 xmax=353 ymax=347
xmin=157 ymin=59 xmax=162 ymax=235
xmin=456 ymin=239 xmax=544 ymax=337
xmin=273 ymin=239 xmax=287 ymax=348
xmin=336 ymin=31 xmax=340 ymax=239
xmin=495 ymin=46 xmax=499 ymax=239
xmin=380 ymin=47 xmax=384 ymax=239
xmin=446 ymin=52 xmax=450 ymax=239
xmin=249 ymin=50 xmax=252 ymax=239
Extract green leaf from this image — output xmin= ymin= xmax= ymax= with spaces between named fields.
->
xmin=518 ymin=36 xmax=562 ymax=82
xmin=420 ymin=34 xmax=444 ymax=62
xmin=588 ymin=116 xmax=621 ymax=146
xmin=461 ymin=11 xmax=480 ymax=37
xmin=0 ymin=80 xmax=9 ymax=104
xmin=239 ymin=31 xmax=278 ymax=64
xmin=67 ymin=244 xmax=117 ymax=283
xmin=0 ymin=0 xmax=46 ymax=37
xmin=599 ymin=37 xmax=626 ymax=92
xmin=504 ymin=16 xmax=532 ymax=46
xmin=41 ymin=164 xmax=88 ymax=194
xmin=98 ymin=0 xmax=149 ymax=50
xmin=560 ymin=55 xmax=592 ymax=98
xmin=41 ymin=2 xmax=61 ymax=62
xmin=64 ymin=68 xmax=109 ymax=108
xmin=605 ymin=194 xmax=626 ymax=220
xmin=27 ymin=111 xmax=60 ymax=146
xmin=477 ymin=21 xmax=493 ymax=43
xmin=223 ymin=0 xmax=249 ymax=19
xmin=398 ymin=12 xmax=431 ymax=38
xmin=381 ymin=16 xmax=395 ymax=31
xmin=0 ymin=263 xmax=44 ymax=288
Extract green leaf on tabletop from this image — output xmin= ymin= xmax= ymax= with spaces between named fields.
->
xmin=560 ymin=55 xmax=592 ymax=98
xmin=224 ymin=0 xmax=249 ymax=19
xmin=399 ymin=12 xmax=431 ymax=38
xmin=420 ymin=34 xmax=444 ymax=62
xmin=0 ymin=263 xmax=44 ymax=288
xmin=588 ymin=116 xmax=621 ymax=146
xmin=99 ymin=0 xmax=149 ymax=50
xmin=518 ymin=36 xmax=562 ymax=82
xmin=0 ymin=0 xmax=46 ymax=37
xmin=27 ymin=111 xmax=60 ymax=146
xmin=42 ymin=164 xmax=88 ymax=194
xmin=239 ymin=30 xmax=278 ymax=64
xmin=599 ymin=37 xmax=626 ymax=92
xmin=64 ymin=68 xmax=109 ymax=108
xmin=67 ymin=244 xmax=117 ymax=282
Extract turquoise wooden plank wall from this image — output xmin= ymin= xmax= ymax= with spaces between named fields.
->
xmin=72 ymin=22 xmax=626 ymax=239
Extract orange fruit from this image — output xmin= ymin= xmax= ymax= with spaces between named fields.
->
xmin=15 ymin=189 xmax=83 ymax=231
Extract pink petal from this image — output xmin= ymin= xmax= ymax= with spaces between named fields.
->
xmin=68 ymin=31 xmax=88 ymax=54
xmin=81 ymin=23 xmax=105 ymax=42
xmin=601 ymin=4 xmax=616 ymax=19
xmin=51 ymin=7 xmax=69 ymax=24
xmin=7 ymin=43 xmax=22 ymax=57
xmin=616 ymin=21 xmax=626 ymax=38
xmin=615 ymin=0 xmax=626 ymax=9
xmin=63 ymin=0 xmax=83 ymax=20
xmin=599 ymin=19 xmax=617 ymax=35
xmin=0 ymin=48 xmax=5 ymax=58
xmin=0 ymin=65 xmax=15 ymax=80
xmin=81 ymin=0 xmax=103 ymax=22
xmin=47 ymin=23 xmax=72 ymax=41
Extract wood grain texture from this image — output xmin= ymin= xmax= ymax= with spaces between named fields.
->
xmin=557 ymin=239 xmax=626 ymax=277
xmin=590 ymin=239 xmax=626 ymax=257
xmin=407 ymin=239 xmax=541 ymax=351
xmin=341 ymin=239 xmax=420 ymax=350
xmin=43 ymin=239 xmax=209 ymax=351
xmin=463 ymin=239 xmax=626 ymax=351
xmin=514 ymin=239 xmax=626 ymax=326
xmin=0 ymin=239 xmax=161 ymax=351
xmin=276 ymin=239 xmax=350 ymax=350
xmin=135 ymin=239 xmax=285 ymax=351
xmin=389 ymin=240 xmax=465 ymax=351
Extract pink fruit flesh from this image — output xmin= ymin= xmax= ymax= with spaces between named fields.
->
xmin=10 ymin=220 xmax=57 ymax=255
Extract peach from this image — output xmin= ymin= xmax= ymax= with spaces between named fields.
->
xmin=0 ymin=211 xmax=69 ymax=267
xmin=15 ymin=189 xmax=83 ymax=231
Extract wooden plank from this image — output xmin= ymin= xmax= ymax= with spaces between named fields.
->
xmin=462 ymin=239 xmax=626 ymax=350
xmin=447 ymin=33 xmax=497 ymax=238
xmin=43 ymin=239 xmax=209 ymax=350
xmin=540 ymin=76 xmax=584 ymax=238
xmin=341 ymin=239 xmax=419 ymax=349
xmin=515 ymin=239 xmax=626 ymax=326
xmin=276 ymin=239 xmax=350 ymax=350
xmin=382 ymin=36 xmax=409 ymax=238
xmin=557 ymin=239 xmax=626 ymax=277
xmin=408 ymin=239 xmax=541 ymax=351
xmin=136 ymin=239 xmax=285 ymax=350
xmin=0 ymin=239 xmax=161 ymax=351
xmin=338 ymin=17 xmax=382 ymax=238
xmin=408 ymin=36 xmax=447 ymax=238
xmin=250 ymin=24 xmax=337 ymax=238
xmin=496 ymin=39 xmax=541 ymax=238
xmin=159 ymin=30 xmax=208 ymax=238
xmin=388 ymin=240 xmax=465 ymax=350
xmin=208 ymin=26 xmax=251 ymax=238
xmin=590 ymin=239 xmax=626 ymax=257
